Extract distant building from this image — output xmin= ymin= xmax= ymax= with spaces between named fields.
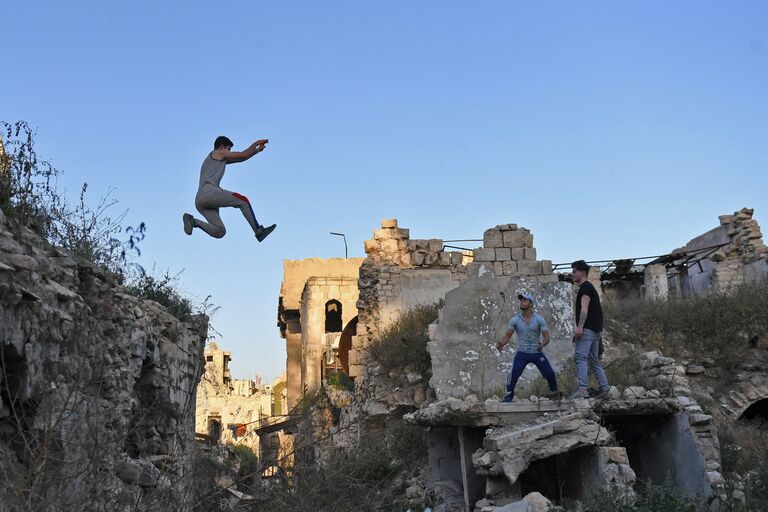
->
xmin=195 ymin=342 xmax=273 ymax=453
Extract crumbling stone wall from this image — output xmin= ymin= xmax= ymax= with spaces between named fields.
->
xmin=0 ymin=210 xmax=207 ymax=511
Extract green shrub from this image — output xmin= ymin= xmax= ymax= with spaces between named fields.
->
xmin=368 ymin=303 xmax=439 ymax=377
xmin=124 ymin=270 xmax=194 ymax=321
xmin=604 ymin=283 xmax=768 ymax=369
xmin=557 ymin=481 xmax=702 ymax=512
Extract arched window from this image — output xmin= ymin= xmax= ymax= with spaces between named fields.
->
xmin=325 ymin=299 xmax=342 ymax=333
xmin=208 ymin=418 xmax=222 ymax=441
xmin=740 ymin=398 xmax=768 ymax=422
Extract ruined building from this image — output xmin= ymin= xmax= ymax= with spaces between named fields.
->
xmin=195 ymin=342 xmax=275 ymax=454
xmin=277 ymin=257 xmax=364 ymax=409
xmin=276 ymin=212 xmax=767 ymax=510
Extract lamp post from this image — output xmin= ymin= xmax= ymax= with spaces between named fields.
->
xmin=329 ymin=232 xmax=348 ymax=259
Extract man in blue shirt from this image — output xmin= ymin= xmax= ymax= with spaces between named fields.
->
xmin=496 ymin=293 xmax=560 ymax=403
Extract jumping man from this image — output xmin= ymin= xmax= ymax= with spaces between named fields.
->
xmin=496 ymin=293 xmax=560 ymax=403
xmin=183 ymin=136 xmax=276 ymax=242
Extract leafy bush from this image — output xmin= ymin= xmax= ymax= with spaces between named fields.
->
xmin=124 ymin=270 xmax=195 ymax=321
xmin=247 ymin=423 xmax=428 ymax=512
xmin=368 ymin=303 xmax=439 ymax=377
xmin=557 ymin=481 xmax=703 ymax=512
xmin=604 ymin=283 xmax=768 ymax=368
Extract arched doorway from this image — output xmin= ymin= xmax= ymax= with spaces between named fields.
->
xmin=337 ymin=316 xmax=358 ymax=376
xmin=740 ymin=398 xmax=768 ymax=422
xmin=325 ymin=299 xmax=342 ymax=333
xmin=208 ymin=418 xmax=222 ymax=441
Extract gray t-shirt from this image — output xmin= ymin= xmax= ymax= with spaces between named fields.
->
xmin=508 ymin=312 xmax=549 ymax=353
xmin=197 ymin=153 xmax=227 ymax=193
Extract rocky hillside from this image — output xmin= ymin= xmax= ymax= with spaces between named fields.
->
xmin=0 ymin=209 xmax=208 ymax=511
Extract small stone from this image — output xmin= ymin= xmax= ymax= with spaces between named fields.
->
xmin=381 ymin=219 xmax=398 ymax=228
xmin=686 ymin=365 xmax=705 ymax=375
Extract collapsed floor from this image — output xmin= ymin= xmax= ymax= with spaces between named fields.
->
xmin=405 ymin=351 xmax=724 ymax=511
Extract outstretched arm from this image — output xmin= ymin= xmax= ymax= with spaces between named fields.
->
xmin=539 ymin=330 xmax=550 ymax=351
xmin=221 ymin=139 xmax=269 ymax=163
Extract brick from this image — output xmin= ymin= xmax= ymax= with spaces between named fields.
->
xmin=364 ymin=239 xmax=378 ymax=254
xmin=524 ymin=247 xmax=537 ymax=260
xmin=380 ymin=239 xmax=399 ymax=253
xmin=381 ymin=219 xmax=398 ymax=228
xmin=517 ymin=260 xmax=541 ymax=276
xmin=395 ymin=228 xmax=410 ymax=239
xmin=428 ymin=239 xmax=443 ymax=252
xmin=495 ymin=248 xmax=511 ymax=261
xmin=510 ymin=247 xmax=525 ymax=260
xmin=523 ymin=232 xmax=534 ymax=247
xmin=374 ymin=228 xmax=394 ymax=240
xmin=502 ymin=261 xmax=517 ymax=275
xmin=474 ymin=248 xmax=496 ymax=261
xmin=483 ymin=229 xmax=503 ymax=248
xmin=502 ymin=230 xmax=525 ymax=247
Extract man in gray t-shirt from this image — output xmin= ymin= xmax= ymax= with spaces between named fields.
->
xmin=496 ymin=293 xmax=560 ymax=403
xmin=183 ymin=136 xmax=276 ymax=242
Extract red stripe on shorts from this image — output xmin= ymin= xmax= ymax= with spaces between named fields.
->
xmin=232 ymin=192 xmax=250 ymax=204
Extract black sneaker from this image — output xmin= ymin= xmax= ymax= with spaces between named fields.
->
xmin=501 ymin=394 xmax=514 ymax=403
xmin=256 ymin=224 xmax=276 ymax=242
xmin=183 ymin=213 xmax=194 ymax=235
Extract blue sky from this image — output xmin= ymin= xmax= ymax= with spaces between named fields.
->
xmin=3 ymin=1 xmax=766 ymax=382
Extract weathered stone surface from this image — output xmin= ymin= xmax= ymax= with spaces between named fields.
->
xmin=428 ymin=273 xmax=573 ymax=401
xmin=516 ymin=260 xmax=541 ymax=276
xmin=0 ymin=224 xmax=208 ymax=511
xmin=502 ymin=231 xmax=526 ymax=248
xmin=474 ymin=248 xmax=496 ymax=262
xmin=484 ymin=229 xmax=503 ymax=248
xmin=381 ymin=218 xmax=398 ymax=228
xmin=495 ymin=248 xmax=512 ymax=261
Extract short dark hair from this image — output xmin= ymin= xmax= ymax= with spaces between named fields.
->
xmin=571 ymin=260 xmax=590 ymax=272
xmin=214 ymin=136 xmax=234 ymax=149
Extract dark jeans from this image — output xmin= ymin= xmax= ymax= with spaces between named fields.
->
xmin=506 ymin=351 xmax=558 ymax=398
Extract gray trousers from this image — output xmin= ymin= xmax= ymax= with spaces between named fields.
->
xmin=574 ymin=328 xmax=609 ymax=391
xmin=194 ymin=187 xmax=259 ymax=238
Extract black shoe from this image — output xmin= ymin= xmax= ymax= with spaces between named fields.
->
xmin=501 ymin=394 xmax=514 ymax=403
xmin=256 ymin=224 xmax=276 ymax=242
xmin=183 ymin=213 xmax=194 ymax=235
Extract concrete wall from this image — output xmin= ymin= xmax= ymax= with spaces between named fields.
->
xmin=429 ymin=270 xmax=574 ymax=401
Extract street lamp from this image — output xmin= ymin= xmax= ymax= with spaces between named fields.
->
xmin=329 ymin=232 xmax=348 ymax=259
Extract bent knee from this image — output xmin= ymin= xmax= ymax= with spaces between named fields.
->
xmin=231 ymin=192 xmax=250 ymax=204
xmin=212 ymin=228 xmax=226 ymax=239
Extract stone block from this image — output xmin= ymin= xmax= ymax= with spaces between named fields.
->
xmin=495 ymin=248 xmax=512 ymax=261
xmin=380 ymin=239 xmax=399 ymax=253
xmin=494 ymin=262 xmax=504 ymax=276
xmin=541 ymin=260 xmax=553 ymax=274
xmin=364 ymin=239 xmax=378 ymax=254
xmin=425 ymin=252 xmax=439 ymax=266
xmin=483 ymin=229 xmax=503 ymax=248
xmin=599 ymin=446 xmax=629 ymax=465
xmin=438 ymin=252 xmax=451 ymax=266
xmin=719 ymin=215 xmax=734 ymax=225
xmin=428 ymin=239 xmax=443 ymax=252
xmin=450 ymin=252 xmax=464 ymax=266
xmin=410 ymin=251 xmax=426 ymax=266
xmin=502 ymin=261 xmax=517 ymax=275
xmin=510 ymin=247 xmax=525 ymax=260
xmin=523 ymin=232 xmax=534 ymax=247
xmin=502 ymin=230 xmax=526 ymax=247
xmin=474 ymin=248 xmax=496 ymax=262
xmin=496 ymin=223 xmax=518 ymax=231
xmin=524 ymin=247 xmax=537 ymax=260
xmin=407 ymin=240 xmax=418 ymax=251
xmin=348 ymin=364 xmax=366 ymax=378
xmin=374 ymin=228 xmax=394 ymax=240
xmin=381 ymin=219 xmax=398 ymax=228
xmin=517 ymin=260 xmax=541 ymax=276
xmin=394 ymin=228 xmax=410 ymax=239
xmin=415 ymin=239 xmax=429 ymax=250
xmin=397 ymin=240 xmax=408 ymax=251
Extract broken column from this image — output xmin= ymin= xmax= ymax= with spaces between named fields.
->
xmin=643 ymin=264 xmax=668 ymax=301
